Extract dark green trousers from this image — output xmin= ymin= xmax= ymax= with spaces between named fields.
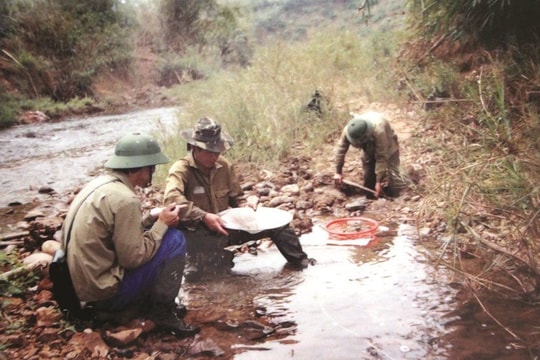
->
xmin=182 ymin=223 xmax=308 ymax=272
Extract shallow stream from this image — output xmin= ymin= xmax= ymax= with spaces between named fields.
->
xmin=0 ymin=107 xmax=180 ymax=207
xmin=0 ymin=107 xmax=530 ymax=359
xmin=193 ymin=224 xmax=457 ymax=359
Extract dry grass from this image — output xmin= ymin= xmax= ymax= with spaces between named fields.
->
xmin=156 ymin=1 xmax=540 ymax=301
xmin=163 ymin=26 xmax=407 ymax=169
xmin=407 ymin=51 xmax=540 ymax=298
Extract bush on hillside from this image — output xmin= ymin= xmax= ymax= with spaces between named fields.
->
xmin=0 ymin=0 xmax=136 ymax=101
xmin=405 ymin=0 xmax=540 ymax=295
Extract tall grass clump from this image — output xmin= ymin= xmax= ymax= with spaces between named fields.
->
xmin=164 ymin=25 xmax=407 ymax=170
xmin=404 ymin=0 xmax=540 ymax=297
xmin=0 ymin=88 xmax=17 ymax=129
xmin=409 ymin=53 xmax=540 ymax=296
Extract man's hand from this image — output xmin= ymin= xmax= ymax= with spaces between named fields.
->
xmin=203 ymin=213 xmax=229 ymax=236
xmin=375 ymin=183 xmax=382 ymax=198
xmin=375 ymin=180 xmax=388 ymax=198
xmin=333 ymin=173 xmax=343 ymax=186
xmin=158 ymin=203 xmax=180 ymax=227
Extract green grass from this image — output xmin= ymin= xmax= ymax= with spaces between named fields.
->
xmin=408 ymin=49 xmax=540 ymax=294
xmin=161 ymin=26 xmax=407 ymax=168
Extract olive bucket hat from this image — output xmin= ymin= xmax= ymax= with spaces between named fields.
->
xmin=345 ymin=115 xmax=370 ymax=145
xmin=181 ymin=117 xmax=233 ymax=153
xmin=105 ymin=132 xmax=169 ymax=169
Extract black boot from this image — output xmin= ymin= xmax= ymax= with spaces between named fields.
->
xmin=184 ymin=253 xmax=203 ymax=282
xmin=147 ymin=256 xmax=200 ymax=337
xmin=175 ymin=303 xmax=187 ymax=318
xmin=148 ymin=304 xmax=200 ymax=337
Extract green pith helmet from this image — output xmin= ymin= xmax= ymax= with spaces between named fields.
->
xmin=345 ymin=117 xmax=368 ymax=144
xmin=104 ymin=133 xmax=169 ymax=169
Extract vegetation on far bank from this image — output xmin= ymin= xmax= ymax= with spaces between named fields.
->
xmin=0 ymin=0 xmax=249 ymax=128
xmin=406 ymin=0 xmax=540 ymax=299
xmin=1 ymin=0 xmax=540 ymax=333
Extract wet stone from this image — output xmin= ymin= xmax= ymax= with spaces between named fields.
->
xmin=241 ymin=181 xmax=255 ymax=191
xmin=295 ymin=200 xmax=313 ymax=210
xmin=281 ymin=184 xmax=300 ymax=195
xmin=38 ymin=186 xmax=55 ymax=194
xmin=29 ymin=216 xmax=63 ymax=244
xmin=345 ymin=199 xmax=367 ymax=211
xmin=24 ymin=209 xmax=46 ymax=221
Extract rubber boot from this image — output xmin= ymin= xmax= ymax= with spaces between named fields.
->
xmin=362 ymin=153 xmax=377 ymax=199
xmin=184 ymin=253 xmax=203 ymax=283
xmin=147 ymin=257 xmax=200 ymax=337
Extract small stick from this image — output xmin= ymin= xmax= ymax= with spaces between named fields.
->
xmin=410 ymin=99 xmax=473 ymax=104
xmin=0 ymin=231 xmax=30 ymax=241
xmin=0 ymin=240 xmax=24 ymax=247
xmin=471 ymin=289 xmax=522 ymax=341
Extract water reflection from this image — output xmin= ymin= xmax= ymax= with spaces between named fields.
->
xmin=226 ymin=224 xmax=456 ymax=359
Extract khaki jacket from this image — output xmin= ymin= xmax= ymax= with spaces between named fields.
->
xmin=61 ymin=171 xmax=168 ymax=302
xmin=164 ymin=153 xmax=242 ymax=221
xmin=335 ymin=112 xmax=399 ymax=182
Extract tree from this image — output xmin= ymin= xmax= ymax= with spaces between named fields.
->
xmin=159 ymin=0 xmax=245 ymax=57
xmin=0 ymin=0 xmax=136 ymax=100
xmin=160 ymin=0 xmax=218 ymax=50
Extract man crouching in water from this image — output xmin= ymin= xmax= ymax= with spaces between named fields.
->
xmin=60 ymin=132 xmax=199 ymax=337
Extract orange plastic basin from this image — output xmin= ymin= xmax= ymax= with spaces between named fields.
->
xmin=324 ymin=217 xmax=379 ymax=240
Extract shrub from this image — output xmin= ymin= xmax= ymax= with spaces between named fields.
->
xmin=408 ymin=0 xmax=540 ymax=49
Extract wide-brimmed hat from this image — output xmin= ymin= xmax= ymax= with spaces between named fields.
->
xmin=181 ymin=117 xmax=233 ymax=153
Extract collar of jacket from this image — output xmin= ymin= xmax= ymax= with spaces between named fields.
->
xmin=107 ymin=170 xmax=136 ymax=192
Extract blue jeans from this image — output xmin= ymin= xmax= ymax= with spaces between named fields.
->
xmin=92 ymin=228 xmax=186 ymax=312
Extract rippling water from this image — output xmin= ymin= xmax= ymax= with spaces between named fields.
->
xmin=184 ymin=224 xmax=457 ymax=360
xmin=0 ymin=107 xmax=180 ymax=206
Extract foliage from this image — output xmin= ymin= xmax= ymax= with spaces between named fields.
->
xmin=252 ymin=0 xmax=384 ymax=42
xmin=0 ymin=252 xmax=39 ymax=297
xmin=0 ymin=87 xmax=17 ymax=129
xmin=407 ymin=0 xmax=540 ymax=49
xmin=0 ymin=0 xmax=136 ymax=101
xmin=160 ymin=0 xmax=214 ymax=47
xmin=401 ymin=0 xmax=540 ymax=296
xmin=158 ymin=0 xmax=249 ymax=64
xmin=161 ymin=24 xmax=407 ymax=171
xmin=404 ymin=47 xmax=540 ymax=295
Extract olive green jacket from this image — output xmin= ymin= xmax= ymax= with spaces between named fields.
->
xmin=61 ymin=171 xmax=168 ymax=302
xmin=164 ymin=152 xmax=242 ymax=221
xmin=335 ymin=113 xmax=399 ymax=182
